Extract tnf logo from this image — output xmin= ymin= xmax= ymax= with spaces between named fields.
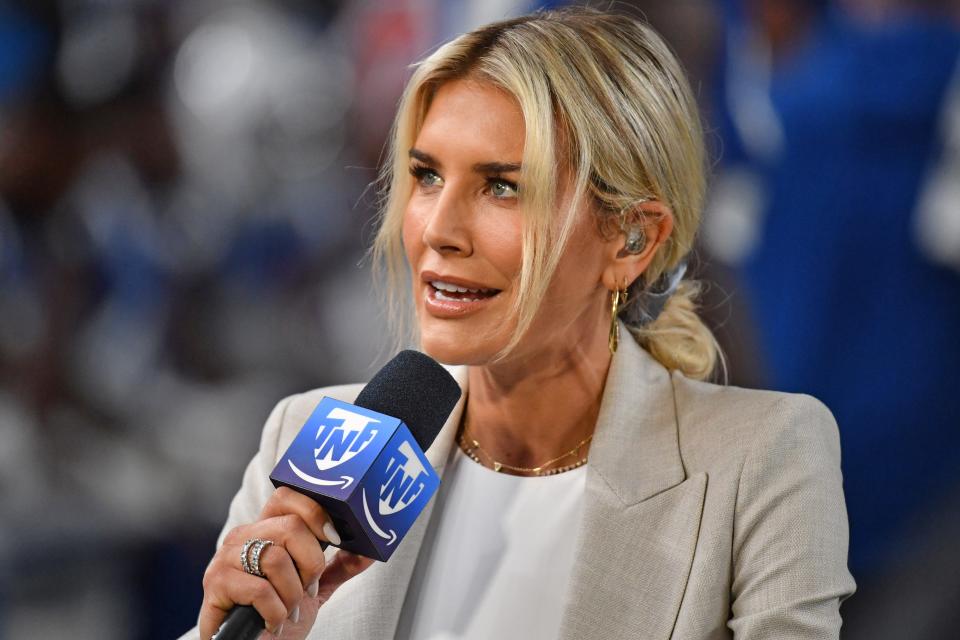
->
xmin=312 ymin=407 xmax=380 ymax=471
xmin=378 ymin=440 xmax=427 ymax=516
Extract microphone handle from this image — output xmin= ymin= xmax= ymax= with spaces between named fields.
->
xmin=214 ymin=605 xmax=263 ymax=640
xmin=215 ymin=541 xmax=330 ymax=640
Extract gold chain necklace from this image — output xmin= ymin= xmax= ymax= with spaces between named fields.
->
xmin=458 ymin=419 xmax=593 ymax=477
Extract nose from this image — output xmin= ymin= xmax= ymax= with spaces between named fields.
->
xmin=422 ymin=186 xmax=473 ymax=257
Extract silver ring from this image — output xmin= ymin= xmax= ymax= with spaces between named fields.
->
xmin=240 ymin=538 xmax=257 ymax=574
xmin=241 ymin=538 xmax=274 ymax=578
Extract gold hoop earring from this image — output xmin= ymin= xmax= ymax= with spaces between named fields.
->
xmin=608 ymin=280 xmax=629 ymax=354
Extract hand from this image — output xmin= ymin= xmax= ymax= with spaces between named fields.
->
xmin=271 ymin=550 xmax=375 ymax=639
xmin=198 ymin=487 xmax=375 ymax=640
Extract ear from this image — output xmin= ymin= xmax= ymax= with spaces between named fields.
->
xmin=601 ymin=200 xmax=674 ymax=291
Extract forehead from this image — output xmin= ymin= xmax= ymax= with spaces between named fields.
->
xmin=416 ymin=80 xmax=525 ymax=160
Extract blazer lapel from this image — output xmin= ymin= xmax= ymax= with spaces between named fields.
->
xmin=310 ymin=365 xmax=469 ymax=640
xmin=557 ymin=334 xmax=706 ymax=640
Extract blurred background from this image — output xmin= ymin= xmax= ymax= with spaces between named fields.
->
xmin=0 ymin=0 xmax=957 ymax=637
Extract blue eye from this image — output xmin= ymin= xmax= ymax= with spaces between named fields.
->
xmin=410 ymin=165 xmax=443 ymax=188
xmin=489 ymin=179 xmax=519 ymax=199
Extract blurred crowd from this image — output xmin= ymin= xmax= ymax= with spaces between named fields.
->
xmin=0 ymin=0 xmax=957 ymax=638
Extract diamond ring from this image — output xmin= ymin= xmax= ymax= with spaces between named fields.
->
xmin=240 ymin=538 xmax=274 ymax=578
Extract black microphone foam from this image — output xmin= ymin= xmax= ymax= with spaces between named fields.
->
xmin=354 ymin=350 xmax=461 ymax=451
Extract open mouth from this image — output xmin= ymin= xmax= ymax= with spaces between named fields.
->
xmin=429 ymin=280 xmax=501 ymax=302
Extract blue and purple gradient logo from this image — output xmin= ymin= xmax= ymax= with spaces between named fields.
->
xmin=270 ymin=397 xmax=440 ymax=560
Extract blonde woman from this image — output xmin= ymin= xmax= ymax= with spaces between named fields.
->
xmin=186 ymin=8 xmax=855 ymax=640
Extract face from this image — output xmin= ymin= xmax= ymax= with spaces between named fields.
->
xmin=402 ymin=79 xmax=613 ymax=366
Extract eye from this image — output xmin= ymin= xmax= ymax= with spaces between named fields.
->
xmin=409 ymin=164 xmax=443 ymax=189
xmin=488 ymin=178 xmax=519 ymax=200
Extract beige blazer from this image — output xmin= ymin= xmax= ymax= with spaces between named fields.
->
xmin=182 ymin=334 xmax=855 ymax=639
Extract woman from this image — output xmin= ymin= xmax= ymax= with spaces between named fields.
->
xmin=186 ymin=8 xmax=855 ymax=640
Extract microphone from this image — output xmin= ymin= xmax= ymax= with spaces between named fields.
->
xmin=215 ymin=350 xmax=461 ymax=640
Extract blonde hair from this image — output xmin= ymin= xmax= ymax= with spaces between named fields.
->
xmin=372 ymin=7 xmax=722 ymax=380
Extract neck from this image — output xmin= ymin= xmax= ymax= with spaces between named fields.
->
xmin=462 ymin=312 xmax=613 ymax=472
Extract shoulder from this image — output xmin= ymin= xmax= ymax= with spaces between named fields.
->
xmin=260 ymin=383 xmax=366 ymax=465
xmin=278 ymin=383 xmax=365 ymax=423
xmin=670 ymin=376 xmax=858 ymax=626
xmin=669 ymin=373 xmax=841 ymax=477
xmin=667 ymin=373 xmax=854 ymax=596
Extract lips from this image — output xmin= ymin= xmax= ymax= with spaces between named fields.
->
xmin=420 ymin=271 xmax=502 ymax=317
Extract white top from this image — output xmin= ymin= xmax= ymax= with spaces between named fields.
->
xmin=395 ymin=446 xmax=588 ymax=640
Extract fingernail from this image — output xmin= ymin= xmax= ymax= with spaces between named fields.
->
xmin=289 ymin=606 xmax=300 ymax=623
xmin=308 ymin=580 xmax=319 ymax=598
xmin=275 ymin=623 xmax=284 ymax=637
xmin=323 ymin=521 xmax=341 ymax=545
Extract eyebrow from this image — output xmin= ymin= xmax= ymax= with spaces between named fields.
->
xmin=409 ymin=148 xmax=521 ymax=174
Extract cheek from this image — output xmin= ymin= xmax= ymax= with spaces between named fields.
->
xmin=401 ymin=205 xmax=426 ymax=267
xmin=474 ymin=215 xmax=524 ymax=283
xmin=542 ymin=229 xmax=608 ymax=311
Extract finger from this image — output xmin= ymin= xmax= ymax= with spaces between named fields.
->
xmin=198 ymin=597 xmax=227 ymax=640
xmin=224 ymin=539 xmax=304 ymax=615
xmin=276 ymin=586 xmax=324 ymax=640
xmin=260 ymin=487 xmax=341 ymax=545
xmin=199 ymin=569 xmax=287 ymax=639
xmin=235 ymin=515 xmax=327 ymax=588
xmin=314 ymin=550 xmax=375 ymax=604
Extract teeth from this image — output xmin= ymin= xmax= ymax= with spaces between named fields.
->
xmin=435 ymin=290 xmax=480 ymax=302
xmin=430 ymin=280 xmax=492 ymax=294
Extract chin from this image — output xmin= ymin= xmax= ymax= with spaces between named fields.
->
xmin=417 ymin=323 xmax=502 ymax=367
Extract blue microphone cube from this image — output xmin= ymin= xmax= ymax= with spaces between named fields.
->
xmin=269 ymin=397 xmax=441 ymax=561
